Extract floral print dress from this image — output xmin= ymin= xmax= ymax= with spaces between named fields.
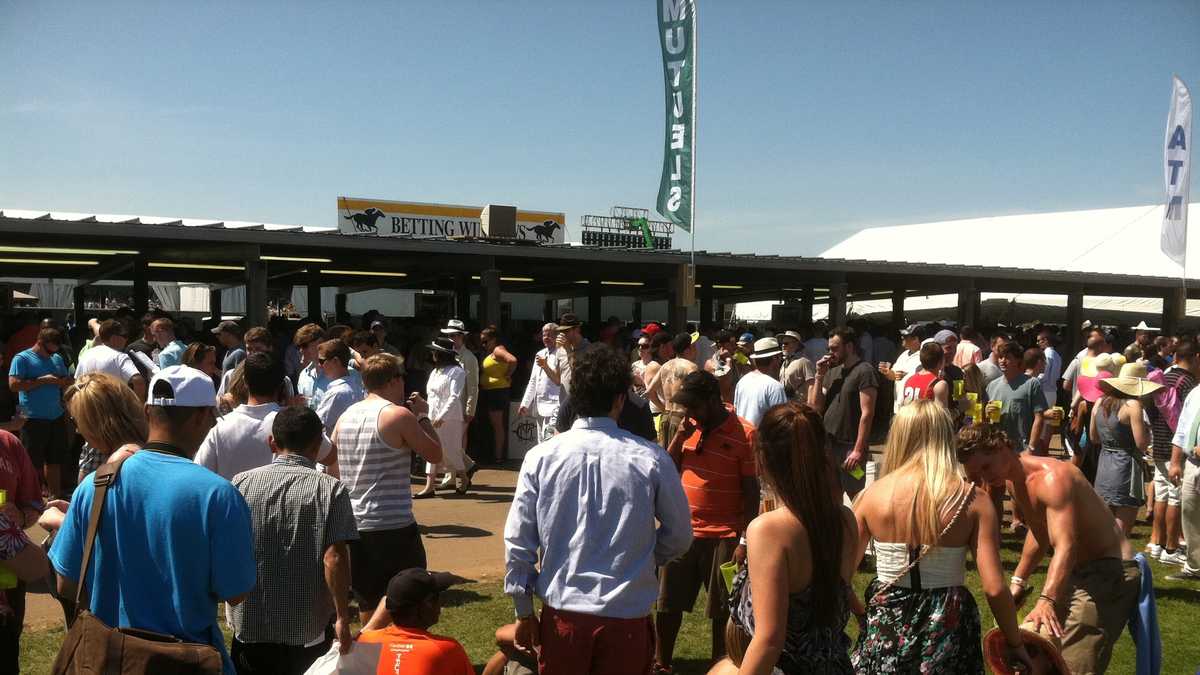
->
xmin=851 ymin=573 xmax=983 ymax=673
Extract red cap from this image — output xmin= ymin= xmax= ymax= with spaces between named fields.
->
xmin=642 ymin=323 xmax=663 ymax=336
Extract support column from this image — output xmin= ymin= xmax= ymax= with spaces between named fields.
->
xmin=715 ymin=301 xmax=726 ymax=326
xmin=454 ymin=274 xmax=471 ymax=320
xmin=957 ymin=283 xmax=979 ymax=328
xmin=829 ymin=282 xmax=848 ymax=328
xmin=245 ymin=260 xmax=268 ymax=327
xmin=0 ymin=283 xmax=11 ymax=314
xmin=1065 ymin=291 xmax=1084 ymax=358
xmin=633 ymin=299 xmax=644 ymax=327
xmin=891 ymin=289 xmax=905 ymax=332
xmin=480 ymin=268 xmax=501 ymax=328
xmin=587 ymin=280 xmax=602 ymax=328
xmin=1164 ymin=286 xmax=1186 ymax=335
xmin=667 ymin=264 xmax=693 ymax=331
xmin=132 ymin=257 xmax=149 ymax=316
xmin=543 ymin=299 xmax=554 ymax=323
xmin=73 ymin=286 xmax=86 ymax=325
xmin=335 ymin=293 xmax=348 ymax=322
xmin=306 ymin=269 xmax=322 ymax=322
xmin=699 ymin=286 xmax=713 ymax=327
xmin=209 ymin=289 xmax=223 ymax=321
xmin=800 ymin=288 xmax=814 ymax=327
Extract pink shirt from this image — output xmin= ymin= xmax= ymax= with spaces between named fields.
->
xmin=954 ymin=341 xmax=982 ymax=369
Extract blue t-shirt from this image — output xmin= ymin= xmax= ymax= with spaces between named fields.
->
xmin=157 ymin=340 xmax=188 ymax=369
xmin=7 ymin=348 xmax=67 ymax=419
xmin=49 ymin=451 xmax=256 ymax=674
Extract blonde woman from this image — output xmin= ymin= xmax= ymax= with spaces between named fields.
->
xmin=851 ymin=402 xmax=1031 ymax=674
xmin=39 ymin=373 xmax=147 ymax=532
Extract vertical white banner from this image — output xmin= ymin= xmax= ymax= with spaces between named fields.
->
xmin=1161 ymin=75 xmax=1192 ymax=267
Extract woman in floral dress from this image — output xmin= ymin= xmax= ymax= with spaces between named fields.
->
xmin=851 ymin=402 xmax=1032 ymax=674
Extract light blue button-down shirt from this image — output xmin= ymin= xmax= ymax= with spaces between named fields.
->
xmin=504 ymin=416 xmax=693 ymax=619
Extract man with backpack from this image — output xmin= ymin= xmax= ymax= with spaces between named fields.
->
xmin=1149 ymin=341 xmax=1196 ymax=566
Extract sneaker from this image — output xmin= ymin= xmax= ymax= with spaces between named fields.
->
xmin=1161 ymin=549 xmax=1189 ymax=567
xmin=1146 ymin=543 xmax=1163 ymax=558
xmin=1165 ymin=568 xmax=1200 ymax=581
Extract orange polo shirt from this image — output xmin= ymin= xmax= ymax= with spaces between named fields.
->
xmin=679 ymin=407 xmax=757 ymax=539
xmin=355 ymin=625 xmax=474 ymax=675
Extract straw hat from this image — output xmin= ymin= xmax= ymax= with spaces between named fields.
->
xmin=1133 ymin=320 xmax=1160 ymax=332
xmin=751 ymin=337 xmax=782 ymax=360
xmin=983 ymin=627 xmax=1070 ymax=675
xmin=1100 ymin=362 xmax=1164 ymax=398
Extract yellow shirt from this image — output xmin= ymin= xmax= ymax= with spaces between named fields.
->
xmin=481 ymin=352 xmax=512 ymax=390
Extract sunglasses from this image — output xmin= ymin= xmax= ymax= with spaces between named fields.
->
xmin=638 ymin=344 xmax=651 ymax=349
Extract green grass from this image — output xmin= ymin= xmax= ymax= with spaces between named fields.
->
xmin=20 ymin=520 xmax=1200 ymax=674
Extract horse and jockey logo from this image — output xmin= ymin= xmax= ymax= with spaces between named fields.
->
xmin=519 ymin=220 xmax=562 ymax=243
xmin=343 ymin=208 xmax=385 ymax=234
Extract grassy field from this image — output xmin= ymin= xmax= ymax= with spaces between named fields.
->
xmin=19 ymin=520 xmax=1200 ymax=674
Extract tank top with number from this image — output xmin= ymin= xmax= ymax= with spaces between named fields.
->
xmin=901 ymin=371 xmax=938 ymax=406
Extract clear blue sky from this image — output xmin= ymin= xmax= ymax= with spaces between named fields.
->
xmin=1 ymin=1 xmax=1197 ymax=255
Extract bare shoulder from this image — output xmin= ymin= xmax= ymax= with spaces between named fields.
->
xmin=1034 ymin=460 xmax=1080 ymax=507
xmin=748 ymin=507 xmax=802 ymax=541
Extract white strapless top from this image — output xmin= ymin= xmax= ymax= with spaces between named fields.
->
xmin=874 ymin=541 xmax=966 ymax=589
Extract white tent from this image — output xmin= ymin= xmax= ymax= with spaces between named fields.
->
xmin=737 ymin=203 xmax=1200 ymax=322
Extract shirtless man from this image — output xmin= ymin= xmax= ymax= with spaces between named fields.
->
xmin=957 ymin=424 xmax=1139 ymax=675
xmin=647 ymin=332 xmax=698 ymax=448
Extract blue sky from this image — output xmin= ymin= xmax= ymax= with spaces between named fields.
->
xmin=1 ymin=1 xmax=1197 ymax=255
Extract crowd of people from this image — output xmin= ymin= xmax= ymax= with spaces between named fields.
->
xmin=0 ymin=307 xmax=1189 ymax=673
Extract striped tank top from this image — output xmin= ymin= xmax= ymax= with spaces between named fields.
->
xmin=332 ymin=397 xmax=414 ymax=532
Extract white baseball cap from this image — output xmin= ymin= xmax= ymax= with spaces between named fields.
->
xmin=147 ymin=365 xmax=217 ymax=408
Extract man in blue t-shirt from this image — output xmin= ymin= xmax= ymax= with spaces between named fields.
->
xmin=7 ymin=327 xmax=72 ymax=498
xmin=49 ymin=365 xmax=256 ymax=675
xmin=152 ymin=317 xmax=188 ymax=369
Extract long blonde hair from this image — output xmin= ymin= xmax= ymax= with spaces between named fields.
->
xmin=881 ymin=400 xmax=967 ymax=545
xmin=64 ymin=373 xmax=148 ymax=454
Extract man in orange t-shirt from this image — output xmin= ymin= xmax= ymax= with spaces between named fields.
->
xmin=657 ymin=371 xmax=759 ymax=672
xmin=355 ymin=568 xmax=474 ymax=675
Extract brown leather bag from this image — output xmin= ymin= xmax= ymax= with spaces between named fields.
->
xmin=50 ymin=455 xmax=223 ymax=674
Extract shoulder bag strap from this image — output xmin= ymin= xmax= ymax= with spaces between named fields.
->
xmin=73 ymin=454 xmax=132 ymax=611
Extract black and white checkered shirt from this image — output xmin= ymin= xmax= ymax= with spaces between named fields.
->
xmin=228 ymin=453 xmax=359 ymax=645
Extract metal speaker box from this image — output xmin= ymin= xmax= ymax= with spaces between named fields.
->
xmin=480 ymin=204 xmax=518 ymax=238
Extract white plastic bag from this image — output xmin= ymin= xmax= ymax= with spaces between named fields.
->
xmin=303 ymin=642 xmax=383 ymax=675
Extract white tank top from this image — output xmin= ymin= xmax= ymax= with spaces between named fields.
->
xmin=874 ymin=542 xmax=966 ymax=589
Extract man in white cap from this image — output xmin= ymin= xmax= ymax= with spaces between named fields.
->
xmin=776 ymin=330 xmax=814 ymax=401
xmin=734 ymin=337 xmax=786 ymax=427
xmin=49 ymin=365 xmax=256 ymax=675
xmin=880 ymin=324 xmax=922 ymax=414
xmin=442 ymin=319 xmax=478 ymax=479
xmin=1133 ymin=321 xmax=1159 ymax=354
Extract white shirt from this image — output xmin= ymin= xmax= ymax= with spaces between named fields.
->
xmin=521 ymin=348 xmax=561 ymax=418
xmin=456 ymin=345 xmax=480 ymax=418
xmin=75 ymin=344 xmax=139 ymax=383
xmin=734 ymin=370 xmax=787 ymax=427
xmin=892 ymin=348 xmax=923 ymax=413
xmin=1039 ymin=346 xmax=1063 ymax=404
xmin=428 ymin=364 xmax=466 ymax=423
xmin=195 ymin=402 xmax=332 ymax=481
xmin=693 ymin=336 xmax=716 ymax=369
xmin=1172 ymin=386 xmax=1200 ymax=458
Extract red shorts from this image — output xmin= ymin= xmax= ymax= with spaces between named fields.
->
xmin=537 ymin=605 xmax=655 ymax=675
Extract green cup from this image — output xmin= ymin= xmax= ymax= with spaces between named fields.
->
xmin=720 ymin=561 xmax=738 ymax=594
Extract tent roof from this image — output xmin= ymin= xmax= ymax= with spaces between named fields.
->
xmin=821 ymin=203 xmax=1200 ymax=280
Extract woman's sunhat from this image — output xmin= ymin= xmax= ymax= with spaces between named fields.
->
xmin=429 ymin=337 xmax=457 ymax=355
xmin=1100 ymin=362 xmax=1164 ymax=398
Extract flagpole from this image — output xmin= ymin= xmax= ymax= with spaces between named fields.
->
xmin=689 ymin=0 xmax=697 ymax=293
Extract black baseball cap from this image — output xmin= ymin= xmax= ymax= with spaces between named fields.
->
xmin=385 ymin=568 xmax=461 ymax=611
xmin=670 ymin=371 xmax=722 ymax=408
xmin=556 ymin=313 xmax=581 ymax=330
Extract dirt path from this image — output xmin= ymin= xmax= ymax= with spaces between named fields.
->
xmin=22 ymin=468 xmax=519 ymax=630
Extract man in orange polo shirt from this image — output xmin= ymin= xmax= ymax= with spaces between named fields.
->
xmin=355 ymin=568 xmax=473 ymax=675
xmin=655 ymin=371 xmax=760 ymax=674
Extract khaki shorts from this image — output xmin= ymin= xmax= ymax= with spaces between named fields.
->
xmin=658 ymin=411 xmax=686 ymax=448
xmin=1058 ymin=558 xmax=1140 ymax=675
xmin=657 ymin=536 xmax=737 ymax=618
xmin=1154 ymin=460 xmax=1182 ymax=506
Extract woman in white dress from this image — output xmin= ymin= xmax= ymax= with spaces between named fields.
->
xmin=416 ymin=337 xmax=468 ymax=497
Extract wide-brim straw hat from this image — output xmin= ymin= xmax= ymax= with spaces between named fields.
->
xmin=1100 ymin=362 xmax=1163 ymax=398
xmin=751 ymin=337 xmax=782 ymax=360
xmin=429 ymin=337 xmax=457 ymax=355
xmin=983 ymin=627 xmax=1070 ymax=675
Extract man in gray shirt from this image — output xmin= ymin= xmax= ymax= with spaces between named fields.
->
xmin=987 ymin=342 xmax=1048 ymax=453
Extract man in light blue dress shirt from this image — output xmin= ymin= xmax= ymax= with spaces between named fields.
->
xmin=504 ymin=345 xmax=692 ymax=675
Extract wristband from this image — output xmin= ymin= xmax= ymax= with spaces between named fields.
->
xmin=739 ymin=536 xmax=747 ymax=547
xmin=1038 ymin=593 xmax=1057 ymax=607
xmin=1010 ymin=575 xmax=1026 ymax=589
xmin=416 ymin=413 xmax=430 ymax=422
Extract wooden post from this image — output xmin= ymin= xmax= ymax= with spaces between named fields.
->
xmin=829 ymin=282 xmax=848 ymax=327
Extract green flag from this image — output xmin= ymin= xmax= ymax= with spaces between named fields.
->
xmin=656 ymin=0 xmax=695 ymax=232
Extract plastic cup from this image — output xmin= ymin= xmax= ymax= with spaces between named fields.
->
xmin=847 ymin=464 xmax=865 ymax=481
xmin=1048 ymin=406 xmax=1064 ymax=427
xmin=720 ymin=561 xmax=738 ymax=593
xmin=953 ymin=380 xmax=964 ymax=399
xmin=986 ymin=400 xmax=1003 ymax=424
